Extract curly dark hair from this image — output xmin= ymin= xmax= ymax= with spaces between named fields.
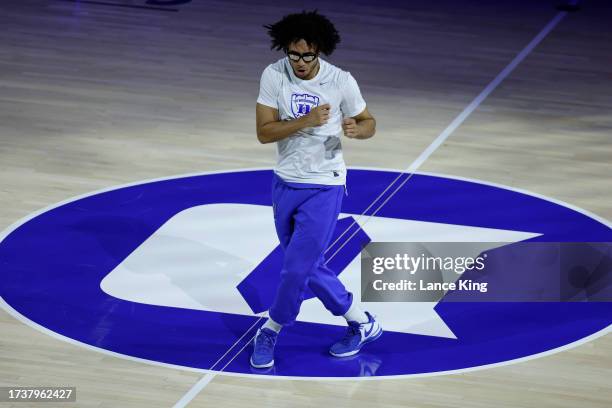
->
xmin=263 ymin=10 xmax=341 ymax=56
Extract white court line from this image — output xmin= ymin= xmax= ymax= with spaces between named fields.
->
xmin=172 ymin=313 xmax=267 ymax=407
xmin=325 ymin=8 xmax=568 ymax=255
xmin=325 ymin=10 xmax=569 ymax=263
xmin=171 ymin=373 xmax=216 ymax=408
xmin=171 ymin=314 xmax=265 ymax=407
xmin=173 ymin=331 xmax=262 ymax=408
xmin=207 ymin=316 xmax=265 ymax=371
xmin=173 ymin=8 xmax=574 ymax=408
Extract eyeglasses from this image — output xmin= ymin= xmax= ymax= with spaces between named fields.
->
xmin=286 ymin=51 xmax=318 ymax=63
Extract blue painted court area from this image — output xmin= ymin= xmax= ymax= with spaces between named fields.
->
xmin=0 ymin=169 xmax=610 ymax=377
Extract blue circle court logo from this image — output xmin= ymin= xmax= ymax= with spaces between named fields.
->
xmin=0 ymin=168 xmax=610 ymax=378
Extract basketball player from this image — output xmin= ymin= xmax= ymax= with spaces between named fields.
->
xmin=251 ymin=10 xmax=382 ymax=369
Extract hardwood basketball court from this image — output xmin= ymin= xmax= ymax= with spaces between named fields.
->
xmin=1 ymin=1 xmax=610 ymax=407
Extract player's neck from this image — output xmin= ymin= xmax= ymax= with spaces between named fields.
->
xmin=303 ymin=60 xmax=320 ymax=80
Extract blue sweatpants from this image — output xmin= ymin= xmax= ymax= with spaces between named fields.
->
xmin=269 ymin=173 xmax=354 ymax=326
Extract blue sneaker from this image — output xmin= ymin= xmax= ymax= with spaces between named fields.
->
xmin=250 ymin=328 xmax=277 ymax=368
xmin=329 ymin=312 xmax=382 ymax=357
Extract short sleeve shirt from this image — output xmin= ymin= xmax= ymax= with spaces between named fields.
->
xmin=257 ymin=57 xmax=367 ymax=186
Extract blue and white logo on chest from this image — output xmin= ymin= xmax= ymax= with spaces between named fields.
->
xmin=291 ymin=93 xmax=320 ymax=118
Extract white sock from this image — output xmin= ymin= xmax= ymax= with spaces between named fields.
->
xmin=262 ymin=318 xmax=282 ymax=333
xmin=343 ymin=301 xmax=369 ymax=324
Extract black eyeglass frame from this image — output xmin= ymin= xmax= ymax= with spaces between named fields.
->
xmin=286 ymin=50 xmax=319 ymax=63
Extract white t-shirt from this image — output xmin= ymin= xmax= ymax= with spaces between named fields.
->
xmin=257 ymin=57 xmax=367 ymax=186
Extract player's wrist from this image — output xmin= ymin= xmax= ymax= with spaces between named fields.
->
xmin=299 ymin=114 xmax=314 ymax=128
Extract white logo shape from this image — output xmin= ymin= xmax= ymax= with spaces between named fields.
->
xmin=101 ymin=204 xmax=540 ymax=339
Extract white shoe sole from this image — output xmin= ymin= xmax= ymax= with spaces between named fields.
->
xmin=330 ymin=348 xmax=360 ymax=358
xmin=250 ymin=356 xmax=274 ymax=369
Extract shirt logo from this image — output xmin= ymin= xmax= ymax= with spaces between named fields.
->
xmin=291 ymin=93 xmax=320 ymax=118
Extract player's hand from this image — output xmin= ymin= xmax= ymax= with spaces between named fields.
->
xmin=305 ymin=103 xmax=331 ymax=127
xmin=342 ymin=117 xmax=359 ymax=138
